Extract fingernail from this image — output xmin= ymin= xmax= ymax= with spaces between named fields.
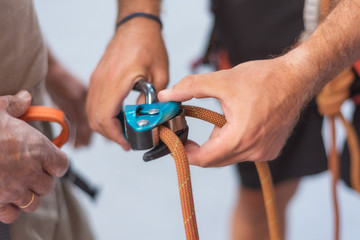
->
xmin=159 ymin=87 xmax=172 ymax=96
xmin=16 ymin=91 xmax=31 ymax=101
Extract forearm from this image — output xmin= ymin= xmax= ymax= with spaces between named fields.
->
xmin=117 ymin=0 xmax=162 ymax=20
xmin=288 ymin=0 xmax=360 ymax=98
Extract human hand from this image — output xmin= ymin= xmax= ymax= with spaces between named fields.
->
xmin=159 ymin=55 xmax=317 ymax=167
xmin=0 ymin=91 xmax=68 ymax=223
xmin=46 ymin=50 xmax=92 ymax=148
xmin=87 ymin=18 xmax=168 ymax=149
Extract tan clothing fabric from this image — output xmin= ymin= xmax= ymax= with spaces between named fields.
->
xmin=0 ymin=1 xmax=94 ymax=239
xmin=0 ymin=0 xmax=47 ymax=97
xmin=10 ymin=180 xmax=94 ymax=240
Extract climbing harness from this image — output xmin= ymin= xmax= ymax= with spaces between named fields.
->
xmin=121 ymin=80 xmax=280 ymax=240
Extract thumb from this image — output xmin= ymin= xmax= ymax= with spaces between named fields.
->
xmin=6 ymin=91 xmax=32 ymax=117
xmin=158 ymin=72 xmax=223 ymax=103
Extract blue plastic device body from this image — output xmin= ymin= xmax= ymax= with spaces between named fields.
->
xmin=124 ymin=101 xmax=180 ymax=132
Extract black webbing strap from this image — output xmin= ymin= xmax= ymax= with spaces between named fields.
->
xmin=0 ymin=222 xmax=10 ymax=240
xmin=61 ymin=165 xmax=98 ymax=200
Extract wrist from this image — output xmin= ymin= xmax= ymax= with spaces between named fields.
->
xmin=117 ymin=0 xmax=161 ymax=22
xmin=281 ymin=45 xmax=324 ymax=98
xmin=116 ymin=12 xmax=162 ymax=30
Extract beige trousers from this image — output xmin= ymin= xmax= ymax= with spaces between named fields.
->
xmin=10 ymin=180 xmax=95 ymax=240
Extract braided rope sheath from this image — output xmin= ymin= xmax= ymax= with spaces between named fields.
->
xmin=317 ymin=68 xmax=360 ymax=240
xmin=159 ymin=126 xmax=199 ymax=240
xmin=329 ymin=117 xmax=340 ymax=240
xmin=181 ymin=105 xmax=281 ymax=240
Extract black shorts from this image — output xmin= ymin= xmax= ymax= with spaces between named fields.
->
xmin=211 ymin=0 xmax=360 ymax=190
xmin=238 ymin=75 xmax=360 ymax=189
xmin=236 ymin=100 xmax=328 ymax=188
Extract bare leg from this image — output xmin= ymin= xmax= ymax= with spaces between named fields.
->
xmin=231 ymin=178 xmax=300 ymax=240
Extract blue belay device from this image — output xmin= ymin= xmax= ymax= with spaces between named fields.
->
xmin=118 ymin=79 xmax=188 ymax=161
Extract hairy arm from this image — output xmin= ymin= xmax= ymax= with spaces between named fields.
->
xmin=159 ymin=0 xmax=360 ymax=167
xmin=288 ymin=0 xmax=360 ymax=99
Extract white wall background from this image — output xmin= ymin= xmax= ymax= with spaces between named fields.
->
xmin=33 ymin=1 xmax=360 ymax=239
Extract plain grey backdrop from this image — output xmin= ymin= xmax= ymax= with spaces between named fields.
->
xmin=33 ymin=1 xmax=360 ymax=239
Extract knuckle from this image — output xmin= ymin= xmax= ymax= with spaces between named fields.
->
xmin=43 ymin=150 xmax=69 ymax=177
xmin=198 ymin=160 xmax=212 ymax=168
xmin=36 ymin=178 xmax=55 ymax=196
xmin=269 ymin=149 xmax=281 ymax=161
xmin=88 ymin=119 xmax=98 ymax=132
xmin=53 ymin=152 xmax=69 ymax=177
xmin=0 ymin=96 xmax=10 ymax=110
xmin=154 ymin=76 xmax=169 ymax=91
xmin=23 ymin=197 xmax=40 ymax=213
xmin=248 ymin=151 xmax=262 ymax=162
xmin=90 ymin=69 xmax=101 ymax=83
xmin=181 ymin=75 xmax=196 ymax=89
xmin=248 ymin=148 xmax=269 ymax=162
xmin=90 ymin=112 xmax=106 ymax=132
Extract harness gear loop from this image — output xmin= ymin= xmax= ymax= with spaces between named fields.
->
xmin=19 ymin=106 xmax=69 ymax=148
xmin=160 ymin=105 xmax=281 ymax=240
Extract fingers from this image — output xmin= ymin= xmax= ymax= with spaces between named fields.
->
xmin=184 ymin=124 xmax=237 ymax=167
xmin=14 ymin=191 xmax=40 ymax=213
xmin=0 ymin=190 xmax=41 ymax=223
xmin=74 ymin=124 xmax=92 ymax=148
xmin=28 ymin=171 xmax=55 ymax=196
xmin=0 ymin=91 xmax=32 ymax=117
xmin=87 ymin=71 xmax=132 ymax=150
xmin=151 ymin=71 xmax=168 ymax=94
xmin=40 ymin=142 xmax=69 ymax=178
xmin=102 ymin=118 xmax=131 ymax=150
xmin=0 ymin=204 xmax=20 ymax=224
xmin=72 ymin=109 xmax=92 ymax=148
xmin=158 ymin=71 xmax=224 ymax=103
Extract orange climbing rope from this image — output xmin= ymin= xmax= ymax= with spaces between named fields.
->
xmin=317 ymin=68 xmax=360 ymax=240
xmin=159 ymin=105 xmax=280 ymax=240
xmin=159 ymin=125 xmax=199 ymax=240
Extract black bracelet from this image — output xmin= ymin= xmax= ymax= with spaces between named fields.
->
xmin=116 ymin=12 xmax=163 ymax=29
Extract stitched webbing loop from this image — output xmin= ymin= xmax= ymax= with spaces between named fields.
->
xmin=19 ymin=106 xmax=70 ymax=148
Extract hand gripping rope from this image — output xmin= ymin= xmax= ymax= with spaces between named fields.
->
xmin=120 ymin=80 xmax=281 ymax=240
xmin=159 ymin=105 xmax=280 ymax=240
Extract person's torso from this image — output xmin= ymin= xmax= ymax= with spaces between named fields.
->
xmin=0 ymin=0 xmax=47 ymax=97
xmin=213 ymin=0 xmax=306 ymax=65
